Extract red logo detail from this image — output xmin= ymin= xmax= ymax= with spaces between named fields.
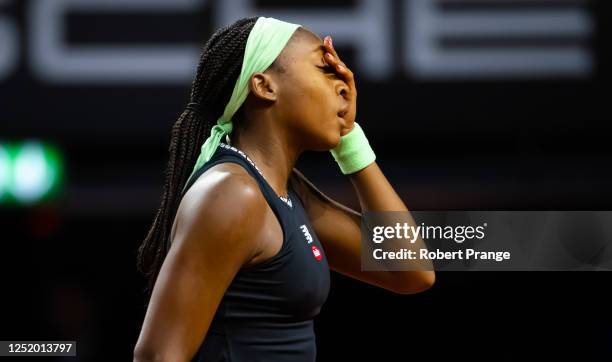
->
xmin=311 ymin=246 xmax=322 ymax=261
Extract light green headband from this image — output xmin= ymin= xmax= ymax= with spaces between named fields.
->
xmin=184 ymin=17 xmax=301 ymax=190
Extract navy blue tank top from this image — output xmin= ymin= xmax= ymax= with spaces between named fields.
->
xmin=181 ymin=142 xmax=331 ymax=362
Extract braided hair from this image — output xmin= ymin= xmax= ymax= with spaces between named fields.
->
xmin=136 ymin=16 xmax=268 ymax=301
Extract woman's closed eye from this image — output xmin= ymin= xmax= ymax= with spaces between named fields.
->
xmin=317 ymin=64 xmax=335 ymax=73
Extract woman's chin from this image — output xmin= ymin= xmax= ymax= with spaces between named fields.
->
xmin=326 ymin=131 xmax=342 ymax=150
xmin=309 ymin=132 xmax=340 ymax=151
xmin=305 ymin=122 xmax=343 ymax=151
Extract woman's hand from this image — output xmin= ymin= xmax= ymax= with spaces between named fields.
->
xmin=323 ymin=35 xmax=357 ymax=136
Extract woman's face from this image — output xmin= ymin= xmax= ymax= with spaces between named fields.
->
xmin=269 ymin=28 xmax=350 ymax=151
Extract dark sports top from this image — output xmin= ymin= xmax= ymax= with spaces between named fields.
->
xmin=182 ymin=142 xmax=331 ymax=362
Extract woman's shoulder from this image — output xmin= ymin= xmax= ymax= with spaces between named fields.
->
xmin=171 ymin=163 xmax=268 ymax=246
xmin=184 ymin=163 xmax=266 ymax=217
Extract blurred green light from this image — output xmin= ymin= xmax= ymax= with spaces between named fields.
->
xmin=0 ymin=141 xmax=64 ymax=206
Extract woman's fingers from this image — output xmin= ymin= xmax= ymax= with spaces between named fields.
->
xmin=324 ymin=36 xmax=340 ymax=61
xmin=324 ymin=52 xmax=340 ymax=68
xmin=324 ymin=36 xmax=345 ymax=68
xmin=322 ymin=35 xmax=357 ymax=126
xmin=323 ymin=36 xmax=355 ymax=87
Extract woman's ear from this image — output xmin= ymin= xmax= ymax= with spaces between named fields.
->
xmin=248 ymin=72 xmax=277 ymax=102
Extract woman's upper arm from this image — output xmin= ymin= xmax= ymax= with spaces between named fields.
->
xmin=134 ymin=171 xmax=267 ymax=362
xmin=289 ymin=168 xmax=363 ymax=269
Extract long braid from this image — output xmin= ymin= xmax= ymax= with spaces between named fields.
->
xmin=136 ymin=17 xmax=259 ymax=302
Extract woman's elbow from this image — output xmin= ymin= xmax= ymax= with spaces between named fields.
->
xmin=395 ymin=271 xmax=435 ymax=295
xmin=133 ymin=345 xmax=154 ymax=362
xmin=133 ymin=344 xmax=161 ymax=362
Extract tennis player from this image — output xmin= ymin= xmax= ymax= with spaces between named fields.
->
xmin=134 ymin=16 xmax=435 ymax=362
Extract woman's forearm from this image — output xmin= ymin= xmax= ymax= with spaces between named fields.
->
xmin=349 ymin=161 xmax=435 ymax=292
xmin=348 ymin=162 xmax=406 ymax=212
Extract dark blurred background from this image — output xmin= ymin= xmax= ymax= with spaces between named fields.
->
xmin=1 ymin=0 xmax=611 ymax=360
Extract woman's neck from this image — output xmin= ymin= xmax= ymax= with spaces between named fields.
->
xmin=231 ymin=124 xmax=302 ymax=197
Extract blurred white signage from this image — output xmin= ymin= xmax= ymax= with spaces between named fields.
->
xmin=0 ymin=0 xmax=594 ymax=83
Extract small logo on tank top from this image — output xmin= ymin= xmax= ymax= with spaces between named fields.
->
xmin=311 ymin=246 xmax=322 ymax=261
xmin=300 ymin=224 xmax=323 ymax=261
xmin=300 ymin=224 xmax=313 ymax=244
